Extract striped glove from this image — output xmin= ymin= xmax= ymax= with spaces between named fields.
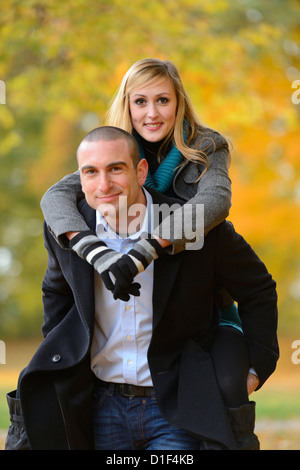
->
xmin=107 ymin=235 xmax=166 ymax=299
xmin=69 ymin=230 xmax=141 ymax=301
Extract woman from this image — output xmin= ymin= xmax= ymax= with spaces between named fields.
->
xmin=40 ymin=58 xmax=259 ymax=449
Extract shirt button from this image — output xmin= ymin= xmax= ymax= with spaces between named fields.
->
xmin=51 ymin=354 xmax=61 ymax=363
xmin=127 ymin=360 xmax=133 ymax=365
xmin=125 ymin=305 xmax=131 ymax=311
xmin=126 ymin=335 xmax=132 ymax=341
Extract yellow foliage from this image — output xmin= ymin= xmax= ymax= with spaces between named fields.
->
xmin=26 ymin=115 xmax=78 ymax=194
xmin=0 ymin=0 xmax=300 ymax=336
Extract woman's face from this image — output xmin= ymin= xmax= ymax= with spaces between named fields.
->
xmin=129 ymin=78 xmax=177 ymax=143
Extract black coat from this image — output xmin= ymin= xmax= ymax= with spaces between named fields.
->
xmin=6 ymin=188 xmax=279 ymax=450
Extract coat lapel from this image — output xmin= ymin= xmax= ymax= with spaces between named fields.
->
xmin=147 ymin=187 xmax=185 ymax=330
xmin=152 ymin=254 xmax=182 ymax=330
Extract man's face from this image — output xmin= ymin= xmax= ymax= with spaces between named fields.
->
xmin=78 ymin=138 xmax=148 ymax=228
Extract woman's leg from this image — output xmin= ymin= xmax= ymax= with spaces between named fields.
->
xmin=210 ymin=326 xmax=249 ymax=407
xmin=209 ymin=326 xmax=259 ymax=450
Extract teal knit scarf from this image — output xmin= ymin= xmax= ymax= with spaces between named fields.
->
xmin=136 ymin=127 xmax=188 ymax=194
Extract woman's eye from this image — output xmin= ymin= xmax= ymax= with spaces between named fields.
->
xmin=135 ymin=98 xmax=146 ymax=105
xmin=158 ymin=97 xmax=169 ymax=104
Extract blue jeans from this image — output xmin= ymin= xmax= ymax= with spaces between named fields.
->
xmin=92 ymin=383 xmax=200 ymax=450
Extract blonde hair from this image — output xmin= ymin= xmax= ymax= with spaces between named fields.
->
xmin=106 ymin=58 xmax=211 ymax=174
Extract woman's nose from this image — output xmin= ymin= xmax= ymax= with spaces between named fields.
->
xmin=147 ymin=102 xmax=159 ymax=119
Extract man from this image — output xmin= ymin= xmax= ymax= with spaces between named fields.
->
xmin=6 ymin=126 xmax=278 ymax=450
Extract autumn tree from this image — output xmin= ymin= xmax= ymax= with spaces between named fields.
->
xmin=0 ymin=0 xmax=299 ymax=336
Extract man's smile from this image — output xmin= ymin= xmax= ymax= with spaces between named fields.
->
xmin=96 ymin=193 xmax=122 ymax=203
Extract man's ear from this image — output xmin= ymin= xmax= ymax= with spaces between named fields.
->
xmin=137 ymin=158 xmax=148 ymax=186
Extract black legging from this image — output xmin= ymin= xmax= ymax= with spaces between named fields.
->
xmin=210 ymin=326 xmax=250 ymax=408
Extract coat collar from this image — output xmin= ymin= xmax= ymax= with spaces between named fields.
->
xmin=78 ymin=198 xmax=97 ymax=231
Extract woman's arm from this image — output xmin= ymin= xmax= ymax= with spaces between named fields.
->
xmin=40 ymin=130 xmax=232 ymax=298
xmin=154 ymin=131 xmax=232 ymax=254
xmin=40 ymin=171 xmax=88 ymax=248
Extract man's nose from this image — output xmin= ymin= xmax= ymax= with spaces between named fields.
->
xmin=98 ymin=173 xmax=112 ymax=192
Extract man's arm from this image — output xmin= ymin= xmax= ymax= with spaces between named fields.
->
xmin=215 ymin=221 xmax=279 ymax=389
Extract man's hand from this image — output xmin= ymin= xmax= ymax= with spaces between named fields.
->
xmin=247 ymin=372 xmax=259 ymax=396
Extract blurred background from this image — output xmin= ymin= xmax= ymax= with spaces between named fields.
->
xmin=0 ymin=0 xmax=300 ymax=449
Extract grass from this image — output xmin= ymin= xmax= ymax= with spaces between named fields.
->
xmin=257 ymin=389 xmax=300 ymax=420
xmin=0 ymin=339 xmax=42 ymax=431
xmin=0 ymin=336 xmax=300 ymax=450
xmin=0 ymin=388 xmax=10 ymax=430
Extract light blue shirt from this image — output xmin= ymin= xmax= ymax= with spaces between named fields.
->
xmin=91 ymin=189 xmax=154 ymax=386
